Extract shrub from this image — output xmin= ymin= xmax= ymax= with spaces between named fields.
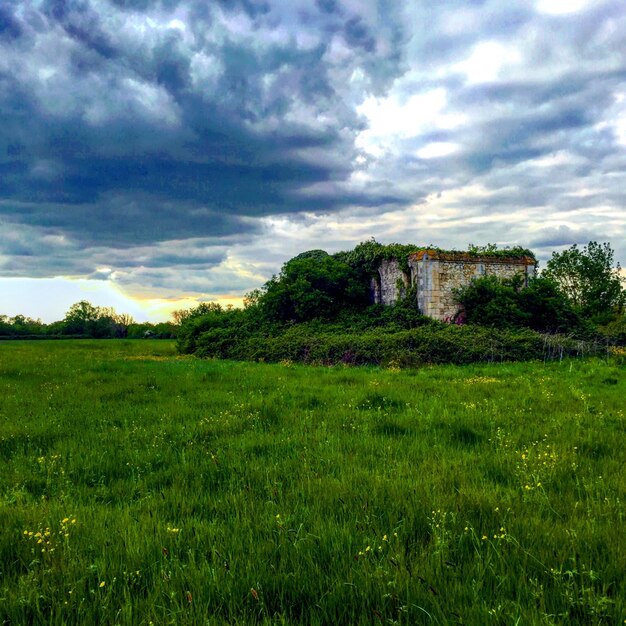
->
xmin=454 ymin=276 xmax=584 ymax=334
xmin=191 ymin=322 xmax=602 ymax=366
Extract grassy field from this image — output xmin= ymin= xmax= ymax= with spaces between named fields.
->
xmin=0 ymin=340 xmax=624 ymax=625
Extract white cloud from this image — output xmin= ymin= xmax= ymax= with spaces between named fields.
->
xmin=356 ymin=88 xmax=465 ymax=157
xmin=454 ymin=41 xmax=522 ymax=85
xmin=416 ymin=142 xmax=460 ymax=159
xmin=535 ymin=0 xmax=592 ymax=15
xmin=190 ymin=53 xmax=223 ymax=93
xmin=526 ymin=151 xmax=585 ymax=168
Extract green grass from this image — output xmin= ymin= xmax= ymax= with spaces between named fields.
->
xmin=0 ymin=340 xmax=624 ymax=625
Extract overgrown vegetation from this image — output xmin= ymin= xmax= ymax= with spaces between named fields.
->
xmin=186 ymin=320 xmax=605 ymax=366
xmin=0 ymin=340 xmax=624 ymax=624
xmin=333 ymin=239 xmax=535 ymax=276
xmin=455 ymin=242 xmax=624 ymax=334
xmin=334 ymin=239 xmax=425 ymax=275
xmin=177 ymin=240 xmax=623 ymax=365
xmin=453 ymin=275 xmax=586 ymax=334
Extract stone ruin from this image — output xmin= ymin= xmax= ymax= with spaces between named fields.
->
xmin=370 ymin=250 xmax=537 ymax=321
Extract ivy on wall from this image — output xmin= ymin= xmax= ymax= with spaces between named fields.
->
xmin=333 ymin=239 xmax=536 ymax=277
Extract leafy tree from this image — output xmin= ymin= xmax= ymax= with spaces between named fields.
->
xmin=599 ymin=316 xmax=626 ymax=346
xmin=63 ymin=300 xmax=102 ymax=334
xmin=61 ymin=301 xmax=134 ymax=337
xmin=0 ymin=314 xmax=46 ymax=336
xmin=290 ymin=249 xmax=330 ymax=263
xmin=542 ymin=242 xmax=625 ymax=320
xmin=454 ymin=275 xmax=583 ymax=333
xmin=518 ymin=278 xmax=585 ymax=333
xmin=112 ymin=312 xmax=135 ymax=327
xmin=260 ymin=254 xmax=368 ymax=323
xmin=172 ymin=302 xmax=223 ymax=326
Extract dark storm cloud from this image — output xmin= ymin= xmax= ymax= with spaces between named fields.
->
xmin=343 ymin=16 xmax=376 ymax=53
xmin=0 ymin=0 xmax=406 ymax=263
xmin=0 ymin=197 xmax=261 ymax=247
xmin=1 ymin=0 xmax=625 ymax=290
xmin=0 ymin=5 xmax=24 ymax=39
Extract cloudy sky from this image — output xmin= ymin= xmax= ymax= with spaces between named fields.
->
xmin=1 ymin=0 xmax=625 ymax=321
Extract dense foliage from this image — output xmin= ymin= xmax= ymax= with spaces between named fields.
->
xmin=0 ymin=314 xmax=48 ymax=338
xmin=542 ymin=241 xmax=625 ymax=321
xmin=257 ymin=254 xmax=368 ymax=322
xmin=453 ymin=275 xmax=586 ymax=334
xmin=192 ymin=322 xmax=602 ymax=366
xmin=453 ymin=242 xmax=624 ymax=340
xmin=4 ymin=241 xmax=623 ymax=362
xmin=177 ymin=240 xmax=622 ymax=364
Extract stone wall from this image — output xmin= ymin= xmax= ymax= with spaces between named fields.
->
xmin=409 ymin=251 xmax=536 ymax=321
xmin=377 ymin=259 xmax=409 ymax=305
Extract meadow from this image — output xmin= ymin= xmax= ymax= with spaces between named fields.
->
xmin=0 ymin=340 xmax=624 ymax=625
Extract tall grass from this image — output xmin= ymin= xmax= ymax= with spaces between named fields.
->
xmin=0 ymin=340 xmax=624 ymax=624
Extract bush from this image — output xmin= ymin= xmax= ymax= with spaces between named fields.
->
xmin=191 ymin=322 xmax=603 ymax=367
xmin=454 ymin=276 xmax=585 ymax=334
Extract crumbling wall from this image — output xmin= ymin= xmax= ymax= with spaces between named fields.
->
xmin=409 ymin=252 xmax=536 ymax=321
xmin=378 ymin=259 xmax=409 ymax=305
xmin=369 ymin=276 xmax=381 ymax=304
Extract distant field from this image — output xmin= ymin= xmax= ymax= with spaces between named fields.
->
xmin=0 ymin=340 xmax=624 ymax=625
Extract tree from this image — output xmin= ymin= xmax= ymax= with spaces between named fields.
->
xmin=63 ymin=301 xmax=101 ymax=330
xmin=61 ymin=301 xmax=134 ymax=337
xmin=259 ymin=254 xmax=368 ymax=323
xmin=542 ymin=242 xmax=625 ymax=320
xmin=0 ymin=314 xmax=45 ymax=336
xmin=172 ymin=302 xmax=222 ymax=326
xmin=113 ymin=313 xmax=135 ymax=327
xmin=454 ymin=275 xmax=584 ymax=333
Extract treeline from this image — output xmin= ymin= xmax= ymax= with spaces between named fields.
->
xmin=0 ymin=301 xmax=176 ymax=340
xmin=177 ymin=240 xmax=625 ymax=365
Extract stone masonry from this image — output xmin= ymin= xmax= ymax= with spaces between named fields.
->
xmin=374 ymin=259 xmax=409 ymax=305
xmin=370 ymin=249 xmax=536 ymax=321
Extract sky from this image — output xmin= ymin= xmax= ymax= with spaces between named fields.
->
xmin=1 ymin=0 xmax=625 ymax=322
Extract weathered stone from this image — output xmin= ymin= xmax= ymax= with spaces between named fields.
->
xmin=369 ymin=249 xmax=537 ymax=322
xmin=377 ymin=259 xmax=409 ymax=305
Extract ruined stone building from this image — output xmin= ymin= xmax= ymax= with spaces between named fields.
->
xmin=370 ymin=250 xmax=537 ymax=321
